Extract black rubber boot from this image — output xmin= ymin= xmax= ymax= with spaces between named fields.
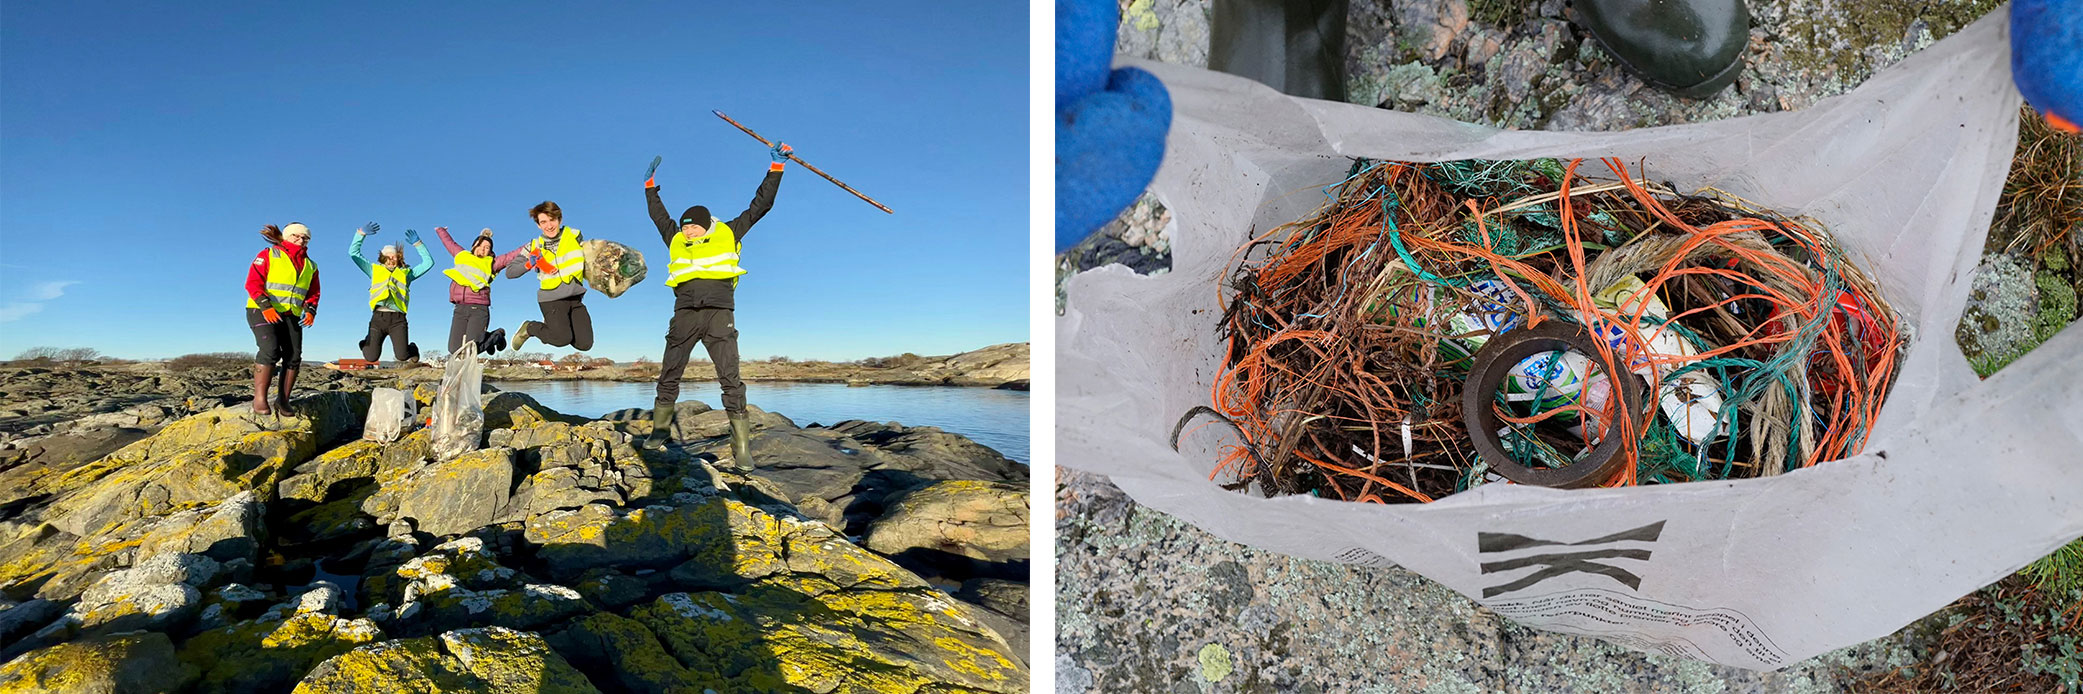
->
xmin=1574 ymin=0 xmax=1749 ymax=98
xmin=725 ymin=411 xmax=755 ymax=472
xmin=252 ymin=363 xmax=274 ymax=415
xmin=275 ymin=367 xmax=298 ymax=413
xmin=641 ymin=405 xmax=674 ymax=450
xmin=1209 ymin=0 xmax=1348 ymax=101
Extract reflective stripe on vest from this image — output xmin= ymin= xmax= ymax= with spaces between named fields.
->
xmin=246 ymin=247 xmax=315 ymax=315
xmin=368 ymin=264 xmax=411 ymax=312
xmin=444 ymin=251 xmax=494 ymax=291
xmin=532 ymin=228 xmax=586 ymax=290
xmin=664 ymin=221 xmax=744 ymax=287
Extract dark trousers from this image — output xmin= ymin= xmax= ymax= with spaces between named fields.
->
xmin=528 ymin=297 xmax=593 ymax=351
xmin=655 ymin=307 xmax=744 ymax=413
xmin=248 ymin=307 xmax=304 ymax=367
xmin=361 ymin=310 xmax=412 ymax=361
xmin=449 ymin=304 xmax=490 ymax=353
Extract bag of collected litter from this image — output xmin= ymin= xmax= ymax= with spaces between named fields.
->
xmin=1058 ymin=11 xmax=2083 ymax=670
xmin=361 ymin=387 xmax=411 ymax=443
xmin=428 ymin=343 xmax=486 ymax=461
xmin=583 ymin=238 xmax=647 ymax=298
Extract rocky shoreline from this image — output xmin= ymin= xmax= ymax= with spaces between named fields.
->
xmin=356 ymin=342 xmax=1032 ymax=390
xmin=0 ymin=367 xmax=1029 ymax=692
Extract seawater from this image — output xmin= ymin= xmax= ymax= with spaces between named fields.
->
xmin=488 ymin=380 xmax=1029 ymax=463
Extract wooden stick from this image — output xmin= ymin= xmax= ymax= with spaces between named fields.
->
xmin=712 ymin=111 xmax=894 ymax=214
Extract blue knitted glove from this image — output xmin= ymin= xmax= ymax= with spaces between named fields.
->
xmin=644 ymin=156 xmax=662 ymax=187
xmin=1056 ymin=0 xmax=1172 ymax=252
xmin=404 ymin=228 xmax=421 ymax=246
xmin=770 ymin=142 xmax=793 ymax=163
xmin=2013 ymin=0 xmax=2082 ymax=133
xmin=359 ymin=221 xmax=379 ymax=236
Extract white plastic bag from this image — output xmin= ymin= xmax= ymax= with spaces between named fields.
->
xmin=429 ymin=343 xmax=486 ymax=462
xmin=361 ymin=388 xmax=412 ymax=443
xmin=1059 ymin=11 xmax=2083 ymax=670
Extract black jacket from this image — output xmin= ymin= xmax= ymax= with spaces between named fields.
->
xmin=647 ymin=168 xmax=783 ymax=310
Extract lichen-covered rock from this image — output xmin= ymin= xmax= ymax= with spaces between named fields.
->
xmin=291 ymin=626 xmax=600 ymax=694
xmin=631 ymin=588 xmax=1026 ymax=693
xmin=544 ymin=612 xmax=707 ymax=694
xmin=526 ymin=496 xmax=925 ymax=593
xmin=65 ymin=553 xmax=220 ymax=634
xmin=363 ymin=448 xmax=513 ymax=538
xmin=865 ymin=480 xmax=1029 ymax=565
xmin=177 ymin=612 xmax=383 ymax=694
xmin=0 ymin=631 xmax=197 ymax=694
xmin=277 ymin=440 xmax=384 ymax=503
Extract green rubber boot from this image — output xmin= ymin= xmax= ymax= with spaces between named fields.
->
xmin=1209 ymin=0 xmax=1347 ymax=101
xmin=1575 ymin=0 xmax=1749 ymax=98
xmin=641 ymin=404 xmax=673 ymax=450
xmin=725 ymin=411 xmax=755 ymax=472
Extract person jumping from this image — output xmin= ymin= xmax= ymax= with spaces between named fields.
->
xmin=505 ymin=202 xmax=594 ymax=352
xmin=349 ymin=222 xmax=434 ymax=365
xmin=435 ymin=226 xmax=527 ymax=355
xmin=246 ymin=222 xmax=320 ymax=414
xmin=636 ymin=142 xmax=788 ymax=467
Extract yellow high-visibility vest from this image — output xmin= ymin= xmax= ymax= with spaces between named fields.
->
xmin=529 ymin=227 xmax=586 ymax=290
xmin=444 ymin=251 xmax=494 ymax=291
xmin=368 ymin=264 xmax=411 ymax=311
xmin=664 ymin=221 xmax=743 ymax=287
xmin=246 ymin=248 xmax=316 ymax=315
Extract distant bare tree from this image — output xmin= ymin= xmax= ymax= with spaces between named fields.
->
xmin=12 ymin=346 xmax=101 ymax=363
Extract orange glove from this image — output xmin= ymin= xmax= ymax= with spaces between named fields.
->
xmin=261 ymin=307 xmax=281 ymax=324
xmin=301 ymin=307 xmax=316 ymax=327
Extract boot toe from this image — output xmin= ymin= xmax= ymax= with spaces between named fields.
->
xmin=1576 ymin=0 xmax=1750 ymax=98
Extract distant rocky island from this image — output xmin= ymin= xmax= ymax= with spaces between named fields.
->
xmin=0 ymin=360 xmax=1029 ymax=692
xmin=359 ymin=342 xmax=1031 ymax=390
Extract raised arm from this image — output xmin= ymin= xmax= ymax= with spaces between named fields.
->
xmin=406 ymin=238 xmax=436 ymax=280
xmin=347 ymin=228 xmax=375 ymax=277
xmin=435 ymin=226 xmax=464 ymax=255
xmin=646 ymin=185 xmax=677 ymax=244
xmin=724 ymin=167 xmax=784 ymax=241
xmin=490 ymin=238 xmax=529 ymax=273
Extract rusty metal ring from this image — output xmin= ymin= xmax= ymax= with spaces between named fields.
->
xmin=1461 ymin=322 xmax=1647 ymax=489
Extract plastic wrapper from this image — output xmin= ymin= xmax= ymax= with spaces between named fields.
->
xmin=1058 ymin=12 xmax=2083 ymax=669
xmin=583 ymin=239 xmax=647 ymax=298
xmin=361 ymin=388 xmax=412 ymax=443
xmin=428 ymin=342 xmax=486 ymax=462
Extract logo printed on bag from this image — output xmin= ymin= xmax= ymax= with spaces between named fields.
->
xmin=1477 ymin=520 xmax=1663 ymax=598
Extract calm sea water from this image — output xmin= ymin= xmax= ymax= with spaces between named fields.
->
xmin=488 ymin=380 xmax=1029 ymax=463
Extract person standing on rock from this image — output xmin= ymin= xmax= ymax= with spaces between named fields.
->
xmin=349 ymin=222 xmax=435 ymax=365
xmin=504 ymin=201 xmax=595 ymax=353
xmin=435 ymin=226 xmax=528 ymax=355
xmin=636 ymin=143 xmax=788 ymax=464
xmin=246 ymin=222 xmax=320 ymax=414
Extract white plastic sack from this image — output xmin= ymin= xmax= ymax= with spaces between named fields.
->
xmin=361 ymin=388 xmax=411 ymax=443
xmin=1059 ymin=11 xmax=2083 ymax=670
xmin=429 ymin=343 xmax=486 ymax=462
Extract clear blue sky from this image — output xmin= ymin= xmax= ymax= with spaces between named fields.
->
xmin=0 ymin=2 xmax=1028 ymax=362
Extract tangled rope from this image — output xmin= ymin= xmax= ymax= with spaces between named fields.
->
xmin=1204 ymin=158 xmax=1904 ymax=503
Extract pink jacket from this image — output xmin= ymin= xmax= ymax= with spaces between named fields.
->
xmin=436 ymin=228 xmax=530 ymax=306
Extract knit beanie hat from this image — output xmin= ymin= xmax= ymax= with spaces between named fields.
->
xmin=679 ymin=206 xmax=712 ymax=229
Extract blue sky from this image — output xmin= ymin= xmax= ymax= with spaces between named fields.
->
xmin=0 ymin=2 xmax=1028 ymax=362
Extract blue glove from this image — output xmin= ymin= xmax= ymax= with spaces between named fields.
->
xmin=644 ymin=156 xmax=662 ymax=187
xmin=359 ymin=221 xmax=379 ymax=236
xmin=1056 ymin=0 xmax=1171 ymax=252
xmin=404 ymin=228 xmax=421 ymax=245
xmin=770 ymin=142 xmax=793 ymax=163
xmin=2013 ymin=0 xmax=2082 ymax=133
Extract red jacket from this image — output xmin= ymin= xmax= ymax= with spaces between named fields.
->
xmin=245 ymin=243 xmax=322 ymax=310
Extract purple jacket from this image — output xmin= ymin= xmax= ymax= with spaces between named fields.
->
xmin=436 ymin=228 xmax=530 ymax=306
